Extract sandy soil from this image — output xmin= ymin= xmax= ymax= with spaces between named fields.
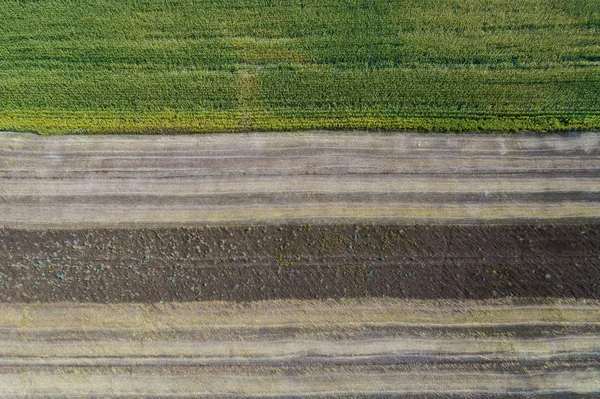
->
xmin=0 ymin=132 xmax=598 ymax=227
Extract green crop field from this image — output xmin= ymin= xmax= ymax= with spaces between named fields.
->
xmin=0 ymin=0 xmax=599 ymax=134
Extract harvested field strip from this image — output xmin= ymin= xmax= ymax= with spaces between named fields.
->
xmin=0 ymin=132 xmax=597 ymax=396
xmin=1 ymin=177 xmax=599 ymax=195
xmin=4 ymin=336 xmax=600 ymax=358
xmin=1 ymin=372 xmax=597 ymax=397
xmin=3 ymin=193 xmax=600 ymax=205
xmin=1 ymin=300 xmax=599 ymax=396
xmin=0 ymin=132 xmax=598 ymax=227
xmin=1 ymin=203 xmax=599 ymax=227
xmin=5 ymin=299 xmax=600 ymax=328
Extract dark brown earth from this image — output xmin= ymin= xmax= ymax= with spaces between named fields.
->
xmin=1 ymin=224 xmax=598 ymax=302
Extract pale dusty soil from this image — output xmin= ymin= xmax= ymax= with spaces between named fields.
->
xmin=1 ymin=299 xmax=599 ymax=397
xmin=0 ymin=132 xmax=598 ymax=227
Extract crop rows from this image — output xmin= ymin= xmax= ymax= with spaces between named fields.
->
xmin=0 ymin=0 xmax=598 ymax=134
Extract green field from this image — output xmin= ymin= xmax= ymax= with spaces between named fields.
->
xmin=1 ymin=0 xmax=599 ymax=134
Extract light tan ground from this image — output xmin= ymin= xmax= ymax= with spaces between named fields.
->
xmin=0 ymin=132 xmax=598 ymax=227
xmin=1 ymin=299 xmax=599 ymax=396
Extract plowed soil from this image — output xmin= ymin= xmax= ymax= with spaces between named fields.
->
xmin=1 ymin=224 xmax=598 ymax=302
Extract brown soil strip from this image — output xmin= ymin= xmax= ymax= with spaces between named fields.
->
xmin=0 ymin=224 xmax=598 ymax=302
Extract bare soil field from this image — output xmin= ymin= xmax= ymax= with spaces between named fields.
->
xmin=1 ymin=299 xmax=600 ymax=397
xmin=0 ymin=224 xmax=598 ymax=302
xmin=0 ymin=132 xmax=598 ymax=227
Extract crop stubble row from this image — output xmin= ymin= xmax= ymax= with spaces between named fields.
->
xmin=0 ymin=132 xmax=598 ymax=227
xmin=1 ymin=299 xmax=599 ymax=396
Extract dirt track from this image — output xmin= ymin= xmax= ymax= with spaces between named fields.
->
xmin=1 ymin=299 xmax=599 ymax=397
xmin=0 ymin=132 xmax=598 ymax=227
